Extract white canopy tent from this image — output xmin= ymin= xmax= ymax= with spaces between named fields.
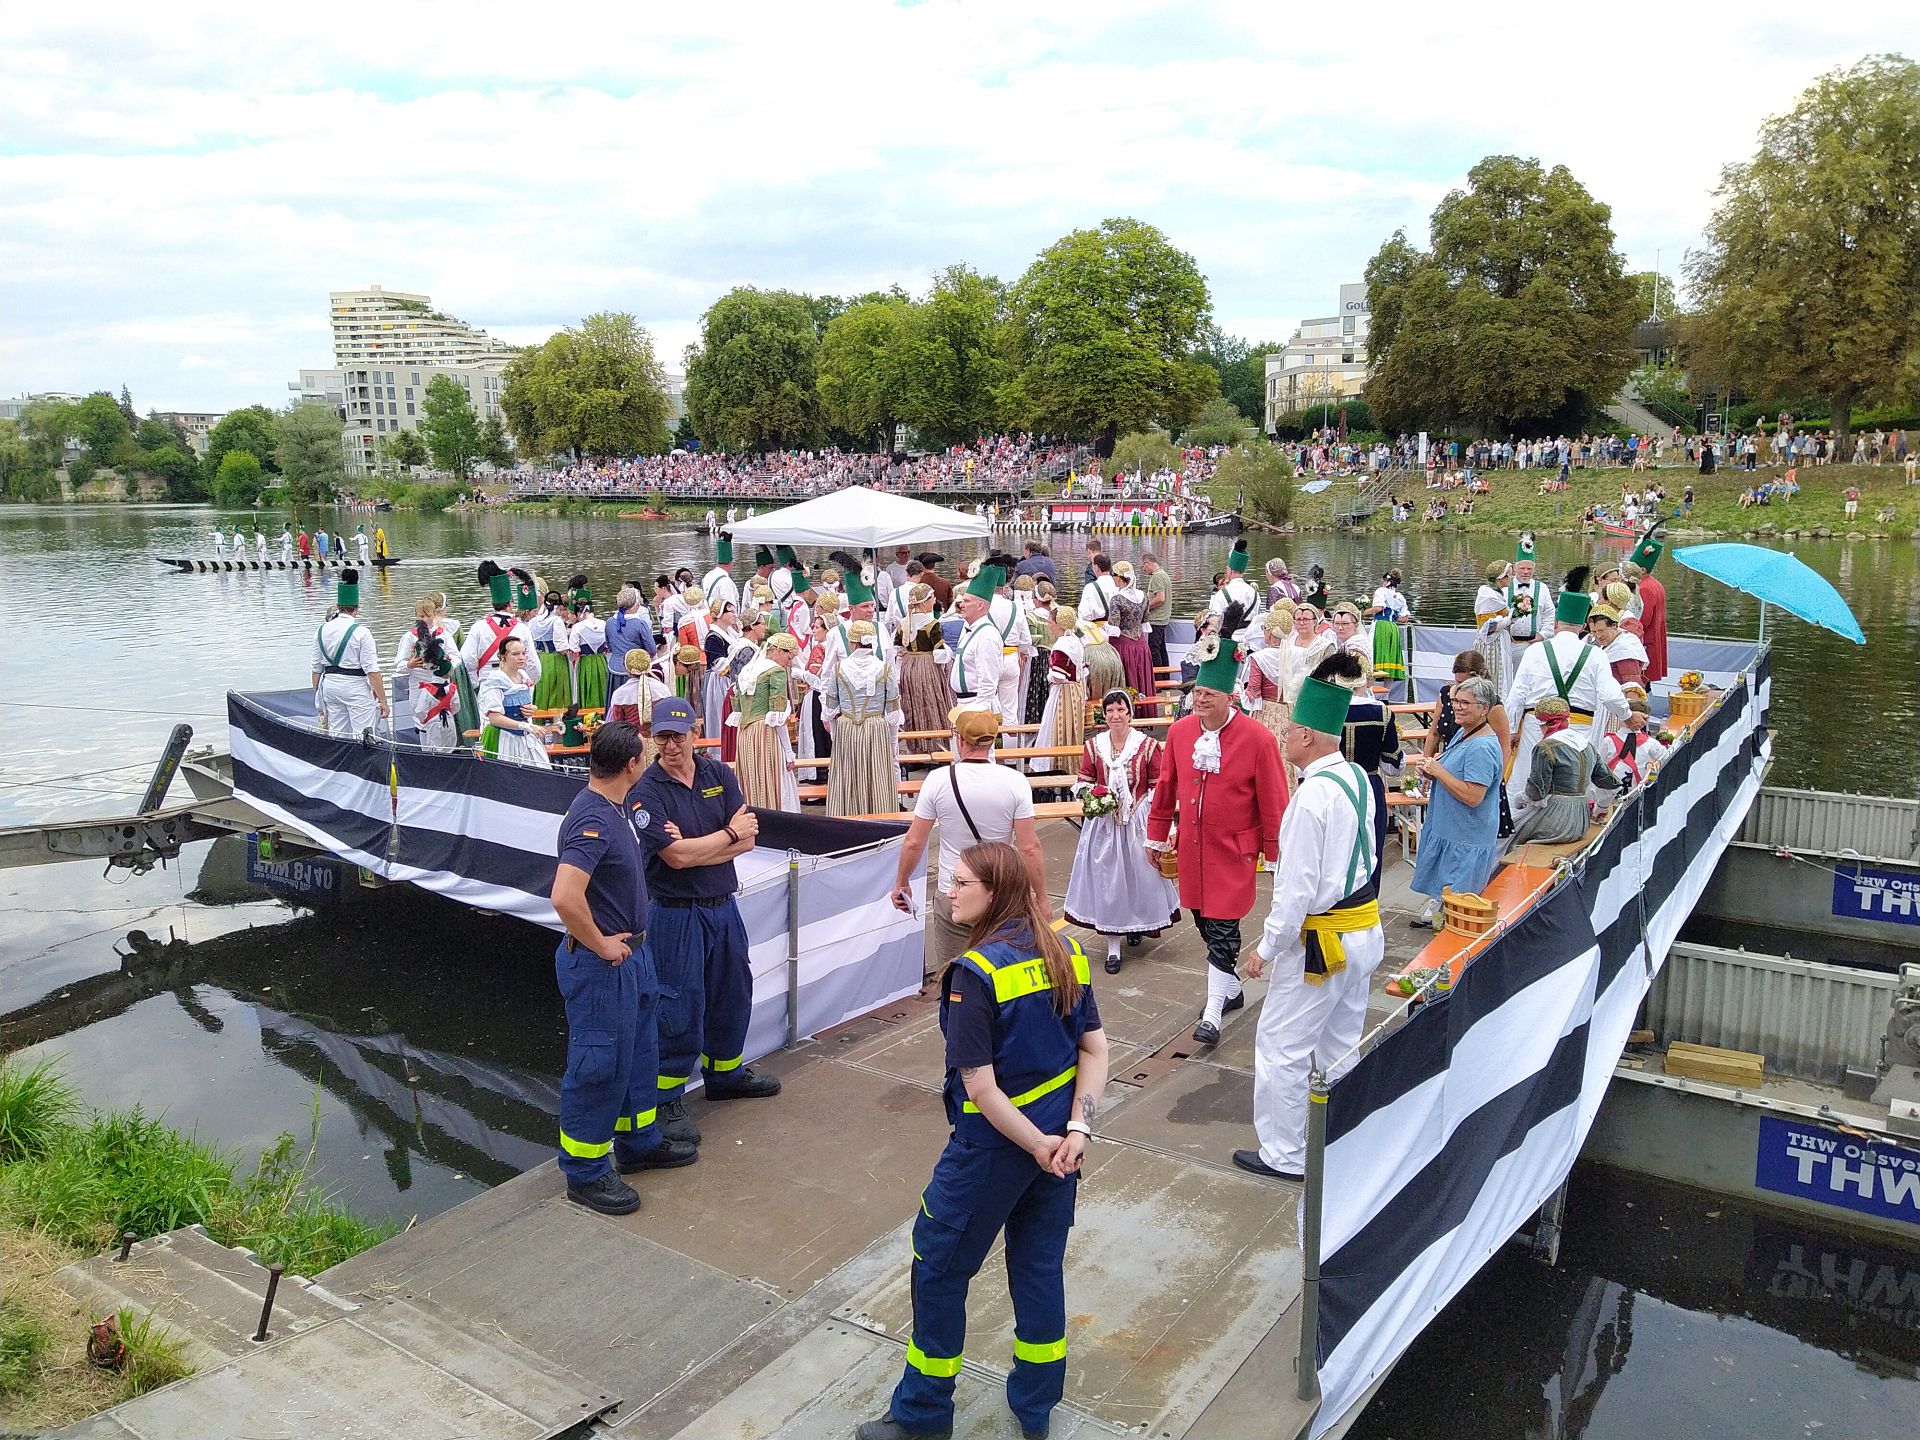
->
xmin=721 ymin=486 xmax=991 ymax=550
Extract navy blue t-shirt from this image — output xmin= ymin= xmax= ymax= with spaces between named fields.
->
xmin=555 ymin=788 xmax=649 ymax=938
xmin=944 ymin=961 xmax=1102 ymax=1070
xmin=629 ymin=754 xmax=746 ymax=900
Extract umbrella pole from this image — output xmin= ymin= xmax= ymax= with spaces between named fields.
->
xmin=1758 ymin=600 xmax=1767 ymax=646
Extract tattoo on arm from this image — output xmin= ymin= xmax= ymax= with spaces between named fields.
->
xmin=1079 ymin=1095 xmax=1096 ymax=1122
xmin=960 ymin=1066 xmax=979 ymax=1080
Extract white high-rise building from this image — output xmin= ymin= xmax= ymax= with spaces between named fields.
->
xmin=329 ymin=286 xmax=515 ymax=369
xmin=1264 ymin=282 xmax=1373 ymax=430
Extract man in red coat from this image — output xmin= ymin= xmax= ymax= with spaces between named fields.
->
xmin=1145 ymin=632 xmax=1287 ymax=1045
xmin=1627 ymin=548 xmax=1668 ymax=683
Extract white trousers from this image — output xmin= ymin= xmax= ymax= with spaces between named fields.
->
xmin=1253 ymin=928 xmax=1385 ymax=1171
xmin=996 ymin=653 xmax=1021 ymax=722
xmin=319 ymin=676 xmax=379 ymax=739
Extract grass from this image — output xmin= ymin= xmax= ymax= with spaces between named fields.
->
xmin=0 ymin=1057 xmax=81 ymax=1162
xmin=0 ymin=1224 xmax=132 ymax=1426
xmin=115 ymin=1306 xmax=195 ymax=1396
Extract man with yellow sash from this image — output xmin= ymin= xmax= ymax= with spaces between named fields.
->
xmin=1238 ymin=675 xmax=1383 ymax=1181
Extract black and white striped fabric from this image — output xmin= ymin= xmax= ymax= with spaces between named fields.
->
xmin=228 ymin=691 xmax=925 ymax=1067
xmin=1310 ymin=649 xmax=1772 ymax=1436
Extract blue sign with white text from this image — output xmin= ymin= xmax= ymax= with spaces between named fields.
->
xmin=245 ymin=851 xmax=341 ymax=901
xmin=1831 ymin=865 xmax=1920 ymax=926
xmin=1755 ymin=1116 xmax=1920 ymax=1227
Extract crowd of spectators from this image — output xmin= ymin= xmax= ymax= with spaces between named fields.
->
xmin=504 ymin=435 xmax=1083 ymax=501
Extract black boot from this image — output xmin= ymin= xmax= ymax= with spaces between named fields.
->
xmin=705 ymin=1065 xmax=782 ymax=1100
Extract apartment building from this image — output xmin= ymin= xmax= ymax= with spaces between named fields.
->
xmin=329 ymin=286 xmax=516 ymax=369
xmin=1263 ymin=283 xmax=1372 ymax=430
xmin=153 ymin=411 xmax=225 ymax=458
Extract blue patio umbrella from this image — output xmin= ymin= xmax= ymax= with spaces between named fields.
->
xmin=1670 ymin=543 xmax=1864 ymax=645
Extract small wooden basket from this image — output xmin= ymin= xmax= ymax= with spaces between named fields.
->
xmin=1153 ymin=846 xmax=1179 ymax=880
xmin=1666 ymin=686 xmax=1716 ymax=728
xmin=1441 ymin=886 xmax=1498 ymax=938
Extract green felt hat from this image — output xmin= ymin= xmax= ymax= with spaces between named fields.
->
xmin=1629 ymin=535 xmax=1663 ymax=572
xmin=965 ymin=565 xmax=1002 ymax=601
xmin=1192 ymin=641 xmax=1243 ymax=696
xmin=1227 ymin=538 xmax=1248 ymax=574
xmin=1556 ymin=589 xmax=1592 ymax=626
xmin=785 ymin=566 xmax=813 ymax=596
xmin=1515 ymin=531 xmax=1536 ymax=563
xmin=517 ymin=581 xmax=539 ymax=610
xmin=776 ymin=545 xmax=798 ymax=567
xmin=716 ymin=535 xmax=734 ymax=565
xmin=1293 ymin=675 xmax=1351 ymax=736
xmin=843 ymin=568 xmax=875 ymax=606
xmin=570 ymin=587 xmax=592 ymax=607
xmin=337 ymin=568 xmax=361 ymax=609
xmin=488 ymin=571 xmax=513 ymax=608
xmin=755 ymin=545 xmax=776 ymax=567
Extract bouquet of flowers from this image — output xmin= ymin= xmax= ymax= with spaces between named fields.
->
xmin=1677 ymin=670 xmax=1705 ymax=692
xmin=1655 ymin=729 xmax=1677 ymax=744
xmin=1081 ymin=784 xmax=1117 ymax=819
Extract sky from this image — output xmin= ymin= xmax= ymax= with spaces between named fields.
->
xmin=0 ymin=1 xmax=1907 ymax=415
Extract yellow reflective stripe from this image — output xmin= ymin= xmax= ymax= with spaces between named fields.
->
xmin=962 ymin=948 xmax=995 ymax=974
xmin=986 ymin=945 xmax=1093 ymax=1003
xmin=706 ymin=1055 xmax=743 ymax=1073
xmin=962 ymin=1063 xmax=1077 ymax=1114
xmin=558 ymin=1129 xmax=612 ymax=1159
xmin=614 ymin=1107 xmax=659 ymax=1132
xmin=1012 ymin=1336 xmax=1067 ymax=1364
xmin=906 ymin=1342 xmax=963 ymax=1378
xmin=657 ymin=1074 xmax=687 ymax=1089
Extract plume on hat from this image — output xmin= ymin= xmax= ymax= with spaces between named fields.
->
xmin=1563 ymin=564 xmax=1591 ymax=596
xmin=1219 ymin=600 xmax=1248 ymax=642
xmin=477 ymin=559 xmax=506 ymax=585
xmin=511 ymin=566 xmax=536 ymax=589
xmin=567 ymin=571 xmax=589 ymax=593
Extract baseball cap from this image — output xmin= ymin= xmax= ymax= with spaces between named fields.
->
xmin=651 ymin=697 xmax=697 ymax=735
xmin=949 ymin=705 xmax=1001 ymax=746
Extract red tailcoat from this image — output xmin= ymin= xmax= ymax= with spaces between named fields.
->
xmin=1638 ymin=575 xmax=1669 ymax=683
xmin=1145 ymin=712 xmax=1286 ymax=920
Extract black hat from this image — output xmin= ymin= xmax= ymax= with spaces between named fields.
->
xmin=917 ymin=551 xmax=945 ymax=567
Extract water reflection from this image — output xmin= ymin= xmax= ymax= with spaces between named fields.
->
xmin=1347 ymin=1168 xmax=1920 ymax=1440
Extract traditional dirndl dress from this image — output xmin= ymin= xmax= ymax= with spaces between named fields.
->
xmin=1034 ymin=636 xmax=1086 ymax=774
xmin=475 ymin=674 xmax=552 ymax=769
xmin=1063 ymin=729 xmax=1179 ymax=936
xmin=1471 ymin=584 xmax=1511 ymax=697
xmin=735 ymin=662 xmax=799 ymax=811
xmin=897 ymin=617 xmax=955 ymax=755
xmin=824 ymin=655 xmax=900 ymax=817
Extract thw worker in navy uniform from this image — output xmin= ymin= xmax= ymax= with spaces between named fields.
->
xmin=860 ymin=841 xmax=1110 ymax=1440
xmin=549 ymin=722 xmax=698 ymax=1216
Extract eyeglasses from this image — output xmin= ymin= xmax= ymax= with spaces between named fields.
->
xmin=950 ymin=875 xmax=983 ymax=891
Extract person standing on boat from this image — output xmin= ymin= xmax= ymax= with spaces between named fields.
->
xmin=462 ymin=561 xmax=533 ymax=706
xmin=1065 ymin=691 xmax=1179 ymax=973
xmin=315 ymin=527 xmax=331 ymax=560
xmin=353 ymin=525 xmax=371 ymax=567
xmin=373 ymin=525 xmax=389 ymax=561
xmin=1210 ymin=538 xmax=1258 ymax=620
xmin=550 ymin=721 xmax=698 ymax=1217
xmin=231 ymin=524 xmax=247 ymax=558
xmin=1625 ymin=541 xmax=1669 ymax=684
xmin=395 ymin=596 xmax=461 ymax=752
xmin=280 ymin=525 xmax=294 ymax=564
xmin=1472 ymin=561 xmax=1514 ymax=696
xmin=529 ymin=592 xmax=572 ymax=709
xmin=309 ymin=568 xmax=388 ymax=738
xmin=1236 ymin=676 xmax=1383 ymax=1182
xmin=1502 ymin=589 xmax=1627 ymax=811
xmin=568 ymin=592 xmax=612 ymax=713
xmin=823 ymin=621 xmax=902 ymax=817
xmin=701 ymin=534 xmax=740 ymax=614
xmin=858 ymin=841 xmax=1107 ymax=1440
xmin=297 ymin=528 xmax=312 ymax=561
xmin=630 ymin=697 xmax=782 ymax=1146
xmin=606 ymin=584 xmax=657 ymax=682
xmin=1367 ymin=569 xmax=1410 ymax=699
xmin=477 ymin=637 xmax=557 ymax=766
xmin=211 ymin=525 xmax=225 ymax=558
xmin=1144 ymin=621 xmax=1287 ymax=1048
xmin=253 ymin=527 xmax=268 ymax=563
xmin=733 ymin=632 xmax=801 ymax=811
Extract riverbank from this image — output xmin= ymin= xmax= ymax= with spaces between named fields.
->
xmin=0 ymin=1057 xmax=391 ymax=1426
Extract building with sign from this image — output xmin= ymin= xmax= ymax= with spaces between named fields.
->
xmin=1264 ymin=282 xmax=1372 ymax=431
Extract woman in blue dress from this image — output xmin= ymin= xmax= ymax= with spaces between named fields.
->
xmin=1405 ymin=675 xmax=1504 ymax=927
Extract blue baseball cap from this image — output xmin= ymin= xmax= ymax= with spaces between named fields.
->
xmin=651 ymin=696 xmax=697 ymax=735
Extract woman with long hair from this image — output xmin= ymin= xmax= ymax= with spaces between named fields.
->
xmin=530 ymin=590 xmax=574 ymax=709
xmin=860 ymin=841 xmax=1109 ymax=1440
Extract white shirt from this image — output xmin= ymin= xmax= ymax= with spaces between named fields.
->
xmin=1504 ymin=578 xmax=1555 ymax=640
xmin=1604 ymin=631 xmax=1649 ymax=667
xmin=312 ymin=614 xmax=380 ymax=679
xmin=1078 ymin=574 xmax=1116 ymax=624
xmin=1257 ymin=753 xmax=1376 ymax=967
xmin=460 ymin=610 xmax=530 ymax=679
xmin=1210 ymin=576 xmax=1258 ymax=617
xmin=701 ymin=567 xmax=740 ymax=612
xmin=953 ymin=617 xmax=1005 ymax=707
xmin=913 ymin=761 xmax=1035 ymax=895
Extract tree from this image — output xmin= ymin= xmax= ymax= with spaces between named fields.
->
xmin=1685 ymin=55 xmax=1920 ymax=456
xmin=1630 ymin=362 xmax=1693 ymax=427
xmin=117 ymin=384 xmax=137 ymax=426
xmin=683 ymin=288 xmax=826 ymax=453
xmin=1364 ymin=155 xmax=1640 ymax=436
xmin=1104 ymin=429 xmax=1181 ymax=480
xmin=390 ymin=428 xmax=429 ymax=473
xmin=1000 ymin=218 xmax=1216 ymax=452
xmin=1193 ymin=328 xmax=1284 ymax=425
xmin=276 ymin=402 xmax=345 ymax=510
xmin=0 ymin=418 xmax=44 ymax=500
xmin=817 ymin=296 xmax=913 ymax=450
xmin=480 ymin=413 xmax=515 ymax=469
xmin=1214 ymin=442 xmax=1294 ymax=526
xmin=212 ymin=450 xmax=266 ymax=508
xmin=1180 ymin=396 xmax=1253 ymax=448
xmin=139 ymin=444 xmax=202 ymax=500
xmin=420 ymin=376 xmax=484 ymax=480
xmin=1627 ymin=271 xmax=1678 ymax=323
xmin=899 ymin=265 xmax=1007 ymax=446
xmin=71 ymin=392 xmax=132 ymax=460
xmin=501 ymin=311 xmax=672 ymax=462
xmin=17 ymin=399 xmax=76 ymax=476
xmin=205 ymin=406 xmax=279 ymax=476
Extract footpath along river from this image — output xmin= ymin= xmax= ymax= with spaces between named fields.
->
xmin=2 ymin=504 xmax=1916 ymax=1437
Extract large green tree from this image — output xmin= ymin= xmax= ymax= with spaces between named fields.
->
xmin=419 ymin=376 xmax=483 ymax=480
xmin=212 ymin=450 xmax=266 ymax=508
xmin=71 ymin=392 xmax=133 ymax=461
xmin=1000 ymin=218 xmax=1216 ymax=451
xmin=390 ymin=428 xmax=429 ymax=472
xmin=683 ymin=288 xmax=826 ymax=452
xmin=204 ymin=406 xmax=280 ymax=476
xmin=900 ymin=265 xmax=1007 ymax=446
xmin=139 ymin=444 xmax=202 ymax=500
xmin=501 ymin=311 xmax=672 ymax=461
xmin=17 ymin=399 xmax=76 ymax=478
xmin=1193 ymin=328 xmax=1284 ymax=425
xmin=276 ymin=402 xmax=345 ymax=511
xmin=817 ymin=296 xmax=913 ymax=450
xmin=1685 ymin=55 xmax=1920 ymax=455
xmin=1364 ymin=155 xmax=1640 ymax=436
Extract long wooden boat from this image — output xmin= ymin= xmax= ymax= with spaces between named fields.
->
xmin=156 ymin=555 xmax=402 ymax=574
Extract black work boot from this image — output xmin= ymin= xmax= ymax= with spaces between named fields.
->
xmin=565 ymin=1172 xmax=640 ymax=1216
xmin=704 ymin=1065 xmax=782 ymax=1100
xmin=660 ymin=1096 xmax=701 ymax=1145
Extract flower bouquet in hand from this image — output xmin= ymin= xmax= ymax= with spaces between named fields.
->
xmin=1081 ymin=783 xmax=1117 ymax=819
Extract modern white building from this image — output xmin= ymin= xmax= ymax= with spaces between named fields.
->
xmin=1264 ymin=283 xmax=1372 ymax=430
xmin=153 ymin=411 xmax=225 ymax=458
xmin=291 ymin=287 xmax=517 ymax=477
xmin=0 ymin=391 xmax=85 ymax=422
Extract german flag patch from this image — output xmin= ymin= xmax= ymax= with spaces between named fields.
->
xmin=581 ymin=829 xmax=600 ymax=839
xmin=948 ymin=991 xmax=963 ymax=1002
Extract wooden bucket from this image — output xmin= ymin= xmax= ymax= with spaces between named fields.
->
xmin=1667 ymin=687 xmax=1715 ymax=728
xmin=1441 ymin=886 xmax=1497 ymax=938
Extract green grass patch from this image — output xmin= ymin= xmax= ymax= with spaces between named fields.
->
xmin=0 ymin=1057 xmax=81 ymax=1163
xmin=0 ymin=1061 xmax=392 ymax=1274
xmin=115 ymin=1307 xmax=194 ymax=1396
xmin=0 ymin=1297 xmax=51 ymax=1394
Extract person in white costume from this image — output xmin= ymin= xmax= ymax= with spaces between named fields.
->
xmin=309 ymin=568 xmax=387 ymax=737
xmin=1502 ymin=589 xmax=1628 ymax=812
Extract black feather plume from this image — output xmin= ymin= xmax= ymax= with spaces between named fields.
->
xmin=567 ymin=571 xmax=588 ymax=592
xmin=1220 ymin=599 xmax=1248 ymax=639
xmin=477 ymin=559 xmax=504 ymax=585
xmin=1563 ymin=565 xmax=1591 ymax=596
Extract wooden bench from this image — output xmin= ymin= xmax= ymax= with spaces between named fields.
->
xmin=1389 ymin=858 xmax=1558 ymax=990
xmin=846 ymin=799 xmax=1087 ymax=824
xmin=797 ymin=771 xmax=1074 ymax=804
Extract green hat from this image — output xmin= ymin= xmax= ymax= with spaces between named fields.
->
xmin=843 ymin=568 xmax=875 ymax=606
xmin=518 ymin=581 xmax=539 ymax=610
xmin=785 ymin=566 xmax=813 ymax=596
xmin=716 ymin=535 xmax=734 ymax=565
xmin=489 ymin=571 xmax=513 ymax=608
xmin=1292 ymin=676 xmax=1351 ymax=737
xmin=776 ymin=545 xmax=798 ymax=567
xmin=1556 ymin=589 xmax=1592 ymax=626
xmin=965 ymin=565 xmax=1002 ymax=602
xmin=337 ymin=567 xmax=361 ymax=609
xmin=1515 ymin=531 xmax=1536 ymax=563
xmin=1629 ymin=535 xmax=1663 ymax=572
xmin=1227 ymin=538 xmax=1249 ymax=574
xmin=570 ymin=587 xmax=592 ymax=607
xmin=755 ymin=545 xmax=776 ymax=567
xmin=1192 ymin=639 xmax=1244 ymax=696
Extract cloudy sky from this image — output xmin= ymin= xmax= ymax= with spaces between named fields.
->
xmin=1 ymin=2 xmax=1904 ymax=414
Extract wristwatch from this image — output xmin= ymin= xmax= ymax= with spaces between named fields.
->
xmin=1065 ymin=1120 xmax=1093 ymax=1138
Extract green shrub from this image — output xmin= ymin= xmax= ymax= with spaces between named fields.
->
xmin=1104 ymin=429 xmax=1180 ymax=480
xmin=1214 ymin=442 xmax=1294 ymax=525
xmin=116 ymin=1308 xmax=193 ymax=1395
xmin=1270 ymin=398 xmax=1371 ymax=439
xmin=0 ymin=1058 xmax=79 ymax=1163
xmin=0 ymin=1298 xmax=49 ymax=1394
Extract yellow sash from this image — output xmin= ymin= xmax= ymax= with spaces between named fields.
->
xmin=1301 ymin=900 xmax=1382 ymax=985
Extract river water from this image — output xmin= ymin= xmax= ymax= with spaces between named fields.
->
xmin=2 ymin=504 xmax=1916 ymax=1435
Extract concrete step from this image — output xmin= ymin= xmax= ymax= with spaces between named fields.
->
xmin=56 ymin=1225 xmax=355 ymax=1369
